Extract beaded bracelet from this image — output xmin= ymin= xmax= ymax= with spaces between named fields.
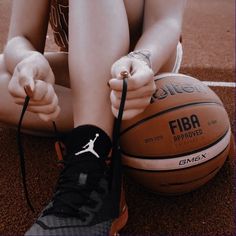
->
xmin=127 ymin=49 xmax=152 ymax=69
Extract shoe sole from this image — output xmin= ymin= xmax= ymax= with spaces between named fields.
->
xmin=109 ymin=204 xmax=128 ymax=236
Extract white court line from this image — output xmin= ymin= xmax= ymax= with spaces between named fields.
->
xmin=203 ymin=81 xmax=236 ymax=88
xmin=156 ymin=73 xmax=236 ymax=88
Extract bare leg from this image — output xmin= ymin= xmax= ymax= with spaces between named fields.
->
xmin=69 ymin=0 xmax=129 ymax=137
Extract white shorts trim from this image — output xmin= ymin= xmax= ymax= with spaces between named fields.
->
xmin=172 ymin=42 xmax=183 ymax=73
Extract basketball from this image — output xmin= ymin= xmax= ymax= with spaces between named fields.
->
xmin=120 ymin=73 xmax=232 ymax=195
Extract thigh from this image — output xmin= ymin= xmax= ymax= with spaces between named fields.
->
xmin=45 ymin=52 xmax=70 ymax=88
xmin=124 ymin=0 xmax=144 ymax=31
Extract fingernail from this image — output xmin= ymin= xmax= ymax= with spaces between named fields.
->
xmin=120 ymin=71 xmax=130 ymax=79
xmin=24 ymin=85 xmax=33 ymax=97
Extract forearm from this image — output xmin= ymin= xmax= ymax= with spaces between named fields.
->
xmin=4 ymin=36 xmax=40 ymax=74
xmin=134 ymin=18 xmax=182 ymax=74
xmin=4 ymin=0 xmax=50 ymax=74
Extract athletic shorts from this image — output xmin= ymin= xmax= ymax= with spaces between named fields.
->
xmin=172 ymin=42 xmax=183 ymax=73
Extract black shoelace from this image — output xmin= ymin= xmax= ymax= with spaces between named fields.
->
xmin=17 ymin=77 xmax=128 ymax=217
xmin=111 ymin=76 xmax=127 ymax=217
xmin=17 ymin=95 xmax=34 ymax=212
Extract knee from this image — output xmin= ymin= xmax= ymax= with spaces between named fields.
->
xmin=0 ymin=54 xmax=11 ymax=121
xmin=0 ymin=54 xmax=10 ymax=80
xmin=0 ymin=54 xmax=11 ymax=88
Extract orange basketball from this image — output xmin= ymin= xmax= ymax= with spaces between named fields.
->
xmin=120 ymin=73 xmax=232 ymax=195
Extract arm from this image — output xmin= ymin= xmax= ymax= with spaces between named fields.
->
xmin=3 ymin=0 xmax=60 ymax=121
xmin=4 ymin=0 xmax=50 ymax=74
xmin=109 ymin=0 xmax=187 ymax=119
xmin=135 ymin=0 xmax=187 ymax=74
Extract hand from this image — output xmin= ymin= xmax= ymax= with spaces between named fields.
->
xmin=109 ymin=54 xmax=156 ymax=120
xmin=8 ymin=52 xmax=60 ymax=121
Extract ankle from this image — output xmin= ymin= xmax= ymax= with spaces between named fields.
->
xmin=64 ymin=124 xmax=112 ymax=158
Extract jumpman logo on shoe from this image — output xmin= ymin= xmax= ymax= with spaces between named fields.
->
xmin=75 ymin=133 xmax=100 ymax=158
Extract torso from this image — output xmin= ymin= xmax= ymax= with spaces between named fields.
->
xmin=49 ymin=0 xmax=145 ymax=51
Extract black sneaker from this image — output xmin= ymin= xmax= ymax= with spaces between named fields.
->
xmin=24 ymin=125 xmax=128 ymax=236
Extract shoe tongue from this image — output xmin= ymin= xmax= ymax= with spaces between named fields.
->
xmin=52 ymin=157 xmax=104 ymax=215
xmin=63 ymin=125 xmax=112 ymax=161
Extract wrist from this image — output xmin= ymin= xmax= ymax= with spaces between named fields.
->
xmin=127 ymin=49 xmax=152 ymax=69
xmin=4 ymin=37 xmax=41 ymax=74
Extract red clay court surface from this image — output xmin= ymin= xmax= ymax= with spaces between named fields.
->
xmin=0 ymin=0 xmax=235 ymax=235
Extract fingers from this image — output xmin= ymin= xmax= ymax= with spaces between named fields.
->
xmin=109 ymin=55 xmax=156 ymax=120
xmin=32 ymin=80 xmax=55 ymax=103
xmin=109 ymin=68 xmax=154 ymax=92
xmin=8 ymin=53 xmax=55 ymax=99
xmin=14 ymin=81 xmax=56 ymax=106
xmin=111 ymin=81 xmax=156 ymax=100
xmin=26 ymin=95 xmax=59 ymax=114
xmin=110 ymin=91 xmax=151 ymax=110
xmin=8 ymin=54 xmax=59 ymax=122
xmin=13 ymin=80 xmax=60 ymax=122
xmin=109 ymin=79 xmax=156 ymax=120
xmin=24 ymin=85 xmax=34 ymax=98
xmin=111 ymin=57 xmax=132 ymax=78
xmin=110 ymin=55 xmax=154 ymax=91
xmin=110 ymin=89 xmax=151 ymax=119
xmin=17 ymin=64 xmax=36 ymax=91
xmin=8 ymin=66 xmax=35 ymax=98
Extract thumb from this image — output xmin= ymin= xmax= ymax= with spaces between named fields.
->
xmin=8 ymin=66 xmax=35 ymax=98
xmin=18 ymin=66 xmax=36 ymax=94
xmin=111 ymin=57 xmax=132 ymax=78
xmin=24 ymin=84 xmax=34 ymax=98
xmin=23 ymin=78 xmax=35 ymax=97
